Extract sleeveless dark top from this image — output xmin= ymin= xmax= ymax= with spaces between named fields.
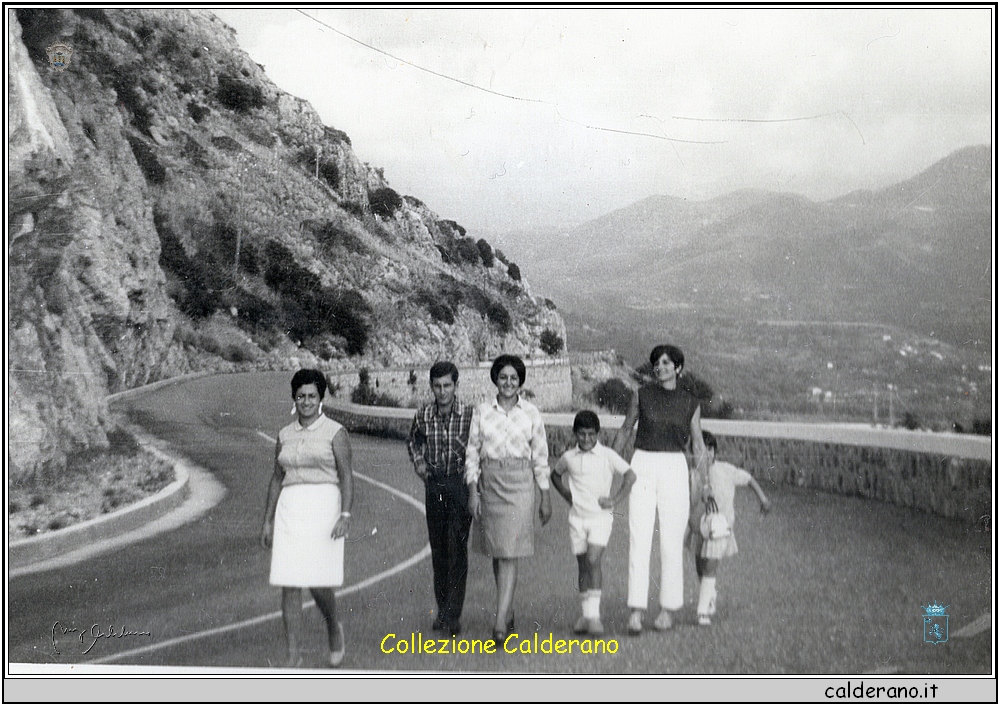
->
xmin=634 ymin=384 xmax=699 ymax=453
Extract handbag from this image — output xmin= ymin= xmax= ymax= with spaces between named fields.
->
xmin=699 ymin=510 xmax=732 ymax=559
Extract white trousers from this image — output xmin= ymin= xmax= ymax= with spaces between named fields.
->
xmin=627 ymin=450 xmax=690 ymax=611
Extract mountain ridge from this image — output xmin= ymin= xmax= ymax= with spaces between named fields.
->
xmin=496 ymin=144 xmax=991 ymax=351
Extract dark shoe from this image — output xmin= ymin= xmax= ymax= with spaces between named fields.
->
xmin=432 ymin=617 xmax=446 ymax=632
xmin=446 ymin=621 xmax=462 ymax=636
xmin=328 ymin=622 xmax=345 ymax=668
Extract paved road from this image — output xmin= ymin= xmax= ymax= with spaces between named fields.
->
xmin=7 ymin=372 xmax=992 ymax=673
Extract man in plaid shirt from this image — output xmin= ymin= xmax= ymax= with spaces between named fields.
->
xmin=406 ymin=361 xmax=475 ymax=636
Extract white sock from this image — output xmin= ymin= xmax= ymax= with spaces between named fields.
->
xmin=588 ymin=590 xmax=602 ymax=619
xmin=581 ymin=590 xmax=601 ymax=619
xmin=697 ymin=578 xmax=717 ymax=615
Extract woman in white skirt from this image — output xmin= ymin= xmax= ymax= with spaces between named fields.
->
xmin=261 ymin=369 xmax=353 ymax=668
xmin=466 ymin=354 xmax=552 ymax=643
xmin=612 ymin=345 xmax=716 ymax=635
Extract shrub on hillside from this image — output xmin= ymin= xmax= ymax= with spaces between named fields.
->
xmin=112 ymin=70 xmax=153 ymax=134
xmin=591 ymin=378 xmax=633 ymax=414
xmin=351 ymin=368 xmax=401 ymax=407
xmin=217 ymin=74 xmax=265 ymax=113
xmin=437 ymin=220 xmax=467 ymax=238
xmin=340 ymin=200 xmax=366 ymax=220
xmin=476 ymin=239 xmax=495 ymax=267
xmin=507 ymin=262 xmax=521 ymax=281
xmin=211 ymin=135 xmax=242 ymax=152
xmin=369 ymin=187 xmax=402 ymax=219
xmin=318 ymin=160 xmax=340 ymax=190
xmin=323 ymin=125 xmax=351 ymax=146
xmin=309 ymin=220 xmax=367 ymax=254
xmin=187 ymin=100 xmax=210 ymax=123
xmin=154 ymin=212 xmax=224 ymax=319
xmin=231 ymin=288 xmax=277 ymax=331
xmin=455 ymin=238 xmax=482 ymax=265
xmin=280 ymin=287 xmax=370 ymax=356
xmin=413 ymin=290 xmax=456 ymax=325
xmin=485 ymin=302 xmax=512 ymax=334
xmin=264 ymin=240 xmax=321 ymax=297
xmin=126 ymin=135 xmax=166 ymax=184
xmin=73 ymin=8 xmax=112 ymax=27
xmin=539 ymin=329 xmax=563 ymax=356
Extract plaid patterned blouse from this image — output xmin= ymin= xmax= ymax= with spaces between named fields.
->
xmin=464 ymin=397 xmax=550 ymax=490
xmin=406 ymin=401 xmax=474 ymax=477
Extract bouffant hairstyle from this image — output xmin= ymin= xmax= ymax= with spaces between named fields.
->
xmin=573 ymin=410 xmax=601 ymax=433
xmin=649 ymin=344 xmax=685 ymax=372
xmin=290 ymin=368 xmax=328 ymax=399
xmin=429 ymin=361 xmax=459 ymax=383
xmin=702 ymin=430 xmax=718 ymax=451
xmin=490 ymin=354 xmax=526 ymax=386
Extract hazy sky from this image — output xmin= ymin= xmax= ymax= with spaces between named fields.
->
xmin=213 ymin=7 xmax=992 ymax=234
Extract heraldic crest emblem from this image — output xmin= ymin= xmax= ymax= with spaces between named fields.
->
xmin=46 ymin=42 xmax=73 ymax=71
xmin=921 ymin=601 xmax=949 ymax=645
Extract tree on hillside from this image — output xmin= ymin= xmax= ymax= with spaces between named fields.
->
xmin=539 ymin=329 xmax=563 ymax=356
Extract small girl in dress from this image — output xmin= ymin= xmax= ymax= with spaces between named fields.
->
xmin=691 ymin=431 xmax=771 ymax=626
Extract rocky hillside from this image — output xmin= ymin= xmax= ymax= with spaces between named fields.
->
xmin=8 ymin=8 xmax=564 ymax=479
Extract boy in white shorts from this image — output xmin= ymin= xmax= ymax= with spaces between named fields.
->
xmin=551 ymin=411 xmax=635 ymax=636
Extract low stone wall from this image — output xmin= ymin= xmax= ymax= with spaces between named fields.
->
xmin=326 ymin=401 xmax=992 ymax=527
xmin=325 ymin=359 xmax=572 ymax=411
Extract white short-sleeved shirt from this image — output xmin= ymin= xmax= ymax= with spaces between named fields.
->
xmin=553 ymin=441 xmax=630 ymax=516
xmin=708 ymin=461 xmax=753 ymax=527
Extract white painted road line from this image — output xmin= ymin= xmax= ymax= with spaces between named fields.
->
xmin=88 ymin=432 xmax=429 ymax=665
xmin=951 ymin=612 xmax=991 ymax=639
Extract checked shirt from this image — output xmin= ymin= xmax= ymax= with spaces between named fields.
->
xmin=407 ymin=401 xmax=474 ymax=476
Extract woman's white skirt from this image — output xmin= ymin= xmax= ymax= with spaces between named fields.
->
xmin=269 ymin=483 xmax=344 ymax=587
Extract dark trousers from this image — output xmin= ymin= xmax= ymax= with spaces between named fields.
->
xmin=424 ymin=473 xmax=472 ymax=625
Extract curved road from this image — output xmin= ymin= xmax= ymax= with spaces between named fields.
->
xmin=7 ymin=372 xmax=991 ymax=673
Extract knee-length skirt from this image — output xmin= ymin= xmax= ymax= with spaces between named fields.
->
xmin=269 ymin=483 xmax=344 ymax=587
xmin=476 ymin=458 xmax=535 ymax=558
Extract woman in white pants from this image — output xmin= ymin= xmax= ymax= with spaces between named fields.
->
xmin=613 ymin=345 xmax=715 ymax=635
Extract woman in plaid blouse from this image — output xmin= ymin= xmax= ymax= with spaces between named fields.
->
xmin=465 ymin=354 xmax=552 ymax=642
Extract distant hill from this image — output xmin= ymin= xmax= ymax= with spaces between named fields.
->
xmin=495 ymin=145 xmax=992 ymax=352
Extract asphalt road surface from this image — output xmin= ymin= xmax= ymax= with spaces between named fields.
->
xmin=7 ymin=372 xmax=992 ymax=673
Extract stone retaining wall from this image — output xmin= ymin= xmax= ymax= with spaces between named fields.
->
xmin=325 ymin=401 xmax=992 ymax=527
xmin=325 ymin=359 xmax=572 ymax=410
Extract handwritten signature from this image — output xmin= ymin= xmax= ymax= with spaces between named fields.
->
xmin=51 ymin=621 xmax=151 ymax=655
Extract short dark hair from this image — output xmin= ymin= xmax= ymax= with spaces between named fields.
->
xmin=429 ymin=361 xmax=459 ymax=383
xmin=291 ymin=368 xmax=328 ymax=400
xmin=649 ymin=344 xmax=685 ymax=371
xmin=702 ymin=430 xmax=718 ymax=451
xmin=573 ymin=410 xmax=601 ymax=433
xmin=490 ymin=354 xmax=526 ymax=386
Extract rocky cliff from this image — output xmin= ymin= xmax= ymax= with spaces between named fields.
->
xmin=8 ymin=8 xmax=564 ymax=479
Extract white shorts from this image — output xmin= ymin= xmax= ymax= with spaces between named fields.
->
xmin=568 ymin=510 xmax=614 ymax=554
